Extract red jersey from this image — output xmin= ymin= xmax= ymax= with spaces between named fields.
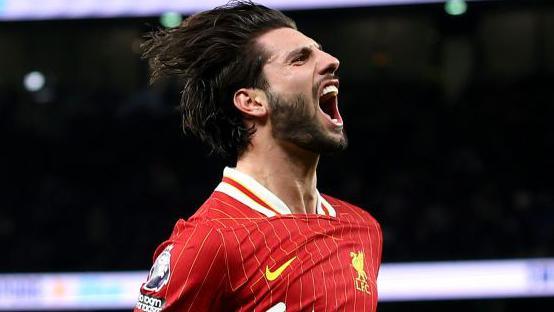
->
xmin=135 ymin=167 xmax=382 ymax=312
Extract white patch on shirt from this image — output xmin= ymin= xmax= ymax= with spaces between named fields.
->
xmin=142 ymin=244 xmax=173 ymax=292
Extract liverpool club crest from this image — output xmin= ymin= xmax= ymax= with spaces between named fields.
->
xmin=350 ymin=251 xmax=371 ymax=295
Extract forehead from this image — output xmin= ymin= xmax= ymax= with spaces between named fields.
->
xmin=256 ymin=27 xmax=319 ymax=62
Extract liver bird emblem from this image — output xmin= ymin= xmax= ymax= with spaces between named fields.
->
xmin=350 ymin=251 xmax=368 ymax=281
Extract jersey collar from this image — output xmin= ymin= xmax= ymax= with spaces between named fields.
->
xmin=214 ymin=167 xmax=336 ymax=218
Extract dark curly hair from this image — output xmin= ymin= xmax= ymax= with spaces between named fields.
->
xmin=141 ymin=1 xmax=296 ymax=157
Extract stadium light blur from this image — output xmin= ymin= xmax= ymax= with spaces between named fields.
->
xmin=0 ymin=1 xmax=485 ymax=21
xmin=445 ymin=0 xmax=467 ymax=15
xmin=160 ymin=12 xmax=182 ymax=28
xmin=0 ymin=258 xmax=553 ymax=310
xmin=23 ymin=71 xmax=45 ymax=92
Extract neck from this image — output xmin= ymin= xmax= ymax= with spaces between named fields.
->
xmin=236 ymin=141 xmax=320 ymax=214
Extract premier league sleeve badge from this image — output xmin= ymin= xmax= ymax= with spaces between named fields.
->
xmin=143 ymin=244 xmax=174 ymax=292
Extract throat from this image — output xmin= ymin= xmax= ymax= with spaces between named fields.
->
xmin=319 ymin=96 xmax=342 ymax=123
xmin=287 ymin=190 xmax=319 ymax=214
xmin=235 ymin=154 xmax=320 ymax=215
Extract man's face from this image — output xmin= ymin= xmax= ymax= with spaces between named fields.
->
xmin=256 ymin=27 xmax=347 ymax=154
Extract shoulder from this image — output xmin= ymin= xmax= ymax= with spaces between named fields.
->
xmin=137 ymin=219 xmax=228 ymax=311
xmin=147 ymin=219 xmax=226 ymax=279
xmin=164 ymin=219 xmax=223 ymax=252
xmin=136 ymin=192 xmax=257 ymax=311
xmin=161 ymin=189 xmax=265 ymax=251
xmin=180 ymin=191 xmax=266 ymax=229
xmin=321 ymin=194 xmax=380 ymax=226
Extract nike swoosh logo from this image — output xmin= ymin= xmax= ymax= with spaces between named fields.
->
xmin=265 ymin=256 xmax=297 ymax=281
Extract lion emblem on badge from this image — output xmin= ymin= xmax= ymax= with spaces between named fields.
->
xmin=143 ymin=244 xmax=174 ymax=292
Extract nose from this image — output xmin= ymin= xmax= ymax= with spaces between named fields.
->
xmin=318 ymin=50 xmax=340 ymax=76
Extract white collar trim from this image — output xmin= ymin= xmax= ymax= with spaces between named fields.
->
xmin=215 ymin=167 xmax=336 ymax=217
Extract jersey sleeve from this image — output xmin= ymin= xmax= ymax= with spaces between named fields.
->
xmin=134 ymin=221 xmax=228 ymax=312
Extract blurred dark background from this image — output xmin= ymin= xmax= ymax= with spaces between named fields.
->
xmin=1 ymin=0 xmax=553 ymax=310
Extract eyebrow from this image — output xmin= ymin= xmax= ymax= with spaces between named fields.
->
xmin=284 ymin=42 xmax=323 ymax=62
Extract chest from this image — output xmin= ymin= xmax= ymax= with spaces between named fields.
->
xmin=223 ymin=216 xmax=381 ymax=311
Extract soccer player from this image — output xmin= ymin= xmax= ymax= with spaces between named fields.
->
xmin=135 ymin=1 xmax=382 ymax=311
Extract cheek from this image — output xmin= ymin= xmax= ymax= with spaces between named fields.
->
xmin=266 ymin=68 xmax=313 ymax=95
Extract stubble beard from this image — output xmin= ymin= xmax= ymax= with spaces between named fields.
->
xmin=266 ymin=89 xmax=348 ymax=154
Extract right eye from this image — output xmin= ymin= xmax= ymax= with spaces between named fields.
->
xmin=292 ymin=52 xmax=309 ymax=65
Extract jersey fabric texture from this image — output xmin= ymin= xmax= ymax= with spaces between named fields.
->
xmin=135 ymin=167 xmax=382 ymax=312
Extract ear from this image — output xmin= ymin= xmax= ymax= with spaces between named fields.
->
xmin=233 ymin=88 xmax=268 ymax=118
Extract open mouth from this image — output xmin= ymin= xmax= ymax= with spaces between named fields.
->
xmin=318 ymin=84 xmax=343 ymax=128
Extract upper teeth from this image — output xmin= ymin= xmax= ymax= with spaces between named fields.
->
xmin=321 ymin=85 xmax=338 ymax=97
